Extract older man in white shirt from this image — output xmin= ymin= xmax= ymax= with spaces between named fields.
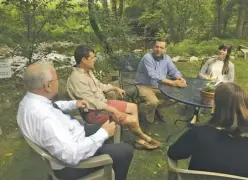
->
xmin=17 ymin=61 xmax=133 ymax=180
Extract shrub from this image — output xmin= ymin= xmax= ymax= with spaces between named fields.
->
xmin=167 ymin=38 xmax=248 ymax=57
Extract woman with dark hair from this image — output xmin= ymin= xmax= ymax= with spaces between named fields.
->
xmin=168 ymin=83 xmax=248 ymax=177
xmin=199 ymin=44 xmax=234 ymax=82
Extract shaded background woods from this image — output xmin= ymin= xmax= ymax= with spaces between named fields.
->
xmin=0 ymin=1 xmax=248 ymax=179
xmin=0 ymin=0 xmax=248 ymax=62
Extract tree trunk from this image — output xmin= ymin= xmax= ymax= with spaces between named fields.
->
xmin=222 ymin=0 xmax=237 ymax=34
xmin=102 ymin=0 xmax=110 ymax=16
xmin=88 ymin=0 xmax=113 ymax=53
xmin=118 ymin=0 xmax=124 ymax=18
xmin=111 ymin=0 xmax=117 ymax=17
xmin=213 ymin=0 xmax=222 ymax=37
xmin=236 ymin=0 xmax=248 ymax=38
xmin=168 ymin=15 xmax=176 ymax=43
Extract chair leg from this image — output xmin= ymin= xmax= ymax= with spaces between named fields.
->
xmin=47 ymin=174 xmax=53 ymax=180
xmin=168 ymin=170 xmax=178 ymax=180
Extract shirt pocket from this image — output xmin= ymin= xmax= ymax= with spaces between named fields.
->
xmin=89 ymin=81 xmax=102 ymax=99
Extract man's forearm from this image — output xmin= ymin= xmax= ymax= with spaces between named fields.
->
xmin=103 ymin=105 xmax=118 ymax=114
xmin=103 ymin=86 xmax=118 ymax=93
xmin=54 ymin=100 xmax=77 ymax=111
xmin=162 ymin=79 xmax=175 ymax=86
xmin=199 ymin=73 xmax=210 ymax=80
xmin=106 ymin=86 xmax=118 ymax=92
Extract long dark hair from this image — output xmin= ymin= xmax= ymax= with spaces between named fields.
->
xmin=218 ymin=44 xmax=232 ymax=75
xmin=209 ymin=83 xmax=248 ymax=135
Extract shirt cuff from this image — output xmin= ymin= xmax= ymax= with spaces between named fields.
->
xmin=107 ymin=84 xmax=113 ymax=89
xmin=176 ymin=72 xmax=183 ymax=78
xmin=69 ymin=100 xmax=77 ymax=110
xmin=94 ymin=128 xmax=109 ymax=141
xmin=103 ymin=84 xmax=113 ymax=92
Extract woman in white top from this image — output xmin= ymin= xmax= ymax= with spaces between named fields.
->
xmin=199 ymin=44 xmax=234 ymax=82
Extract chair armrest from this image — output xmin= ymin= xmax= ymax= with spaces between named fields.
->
xmin=167 ymin=157 xmax=178 ymax=170
xmin=70 ymin=154 xmax=113 ymax=169
xmin=114 ymin=125 xmax=121 ymax=143
xmin=41 ymin=148 xmax=113 ymax=169
xmin=167 ymin=157 xmax=179 ymax=180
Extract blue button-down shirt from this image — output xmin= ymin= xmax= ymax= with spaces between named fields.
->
xmin=135 ymin=53 xmax=182 ymax=87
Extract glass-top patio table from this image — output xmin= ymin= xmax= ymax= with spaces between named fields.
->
xmin=158 ymin=77 xmax=213 ymax=141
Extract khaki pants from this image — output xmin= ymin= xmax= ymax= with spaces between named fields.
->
xmin=137 ymin=85 xmax=163 ymax=106
xmin=137 ymin=85 xmax=165 ymax=123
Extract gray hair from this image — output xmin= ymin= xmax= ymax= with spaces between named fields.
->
xmin=23 ymin=61 xmax=54 ymax=90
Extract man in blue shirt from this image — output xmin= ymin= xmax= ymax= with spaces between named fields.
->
xmin=136 ymin=39 xmax=187 ymax=123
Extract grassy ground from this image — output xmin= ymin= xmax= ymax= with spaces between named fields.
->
xmin=0 ymin=59 xmax=247 ymax=179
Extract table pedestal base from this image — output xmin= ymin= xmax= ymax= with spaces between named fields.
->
xmin=166 ymin=107 xmax=200 ymax=142
xmin=175 ymin=107 xmax=200 ymax=124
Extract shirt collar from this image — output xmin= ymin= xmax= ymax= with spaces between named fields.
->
xmin=26 ymin=92 xmax=51 ymax=104
xmin=151 ymin=52 xmax=164 ymax=61
xmin=73 ymin=67 xmax=91 ymax=74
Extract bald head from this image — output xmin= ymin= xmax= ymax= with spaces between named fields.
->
xmin=23 ymin=61 xmax=54 ymax=91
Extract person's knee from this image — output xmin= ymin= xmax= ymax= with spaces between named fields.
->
xmin=144 ymin=95 xmax=159 ymax=106
xmin=128 ymin=103 xmax=137 ymax=112
xmin=111 ymin=143 xmax=133 ymax=161
xmin=147 ymin=98 xmax=159 ymax=106
xmin=121 ymin=143 xmax=133 ymax=160
xmin=126 ymin=116 xmax=139 ymax=127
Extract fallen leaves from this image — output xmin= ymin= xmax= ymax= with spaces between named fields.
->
xmin=4 ymin=153 xmax=13 ymax=157
xmin=1 ymin=152 xmax=13 ymax=167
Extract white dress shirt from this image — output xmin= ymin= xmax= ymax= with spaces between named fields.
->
xmin=17 ymin=92 xmax=109 ymax=170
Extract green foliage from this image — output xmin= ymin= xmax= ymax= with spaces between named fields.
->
xmin=167 ymin=38 xmax=248 ymax=57
xmin=168 ymin=39 xmax=198 ymax=56
xmin=0 ymin=0 xmax=76 ymax=62
xmin=0 ymin=0 xmax=247 ymax=62
xmin=202 ymin=82 xmax=216 ymax=93
xmin=92 ymin=69 xmax=106 ymax=81
xmin=139 ymin=0 xmax=214 ymax=42
xmin=90 ymin=0 xmax=136 ymax=52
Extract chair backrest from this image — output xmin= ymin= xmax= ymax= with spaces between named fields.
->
xmin=167 ymin=157 xmax=248 ymax=180
xmin=116 ymin=53 xmax=141 ymax=89
xmin=118 ymin=54 xmax=141 ymax=72
xmin=21 ymin=131 xmax=115 ymax=180
xmin=112 ymin=53 xmax=144 ymax=104
xmin=20 ymin=132 xmax=68 ymax=179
